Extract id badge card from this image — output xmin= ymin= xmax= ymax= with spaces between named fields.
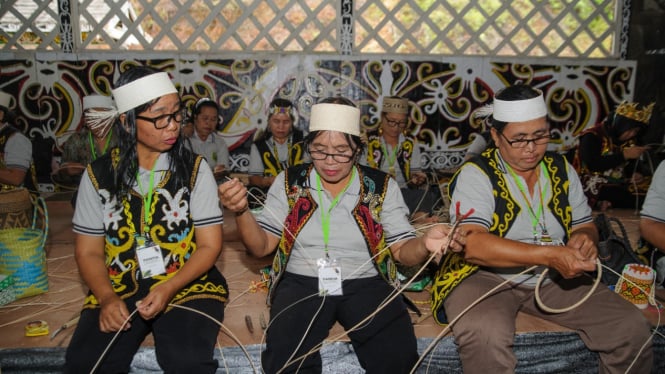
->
xmin=536 ymin=232 xmax=564 ymax=246
xmin=317 ymin=257 xmax=342 ymax=296
xmin=136 ymin=239 xmax=166 ymax=279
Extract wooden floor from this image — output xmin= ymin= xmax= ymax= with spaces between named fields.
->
xmin=0 ymin=194 xmax=663 ymax=352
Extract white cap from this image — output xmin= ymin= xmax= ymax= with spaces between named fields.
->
xmin=0 ymin=91 xmax=12 ymax=109
xmin=112 ymin=72 xmax=177 ymax=114
xmin=309 ymin=103 xmax=360 ymax=137
xmin=493 ymin=91 xmax=548 ymax=122
xmin=83 ymin=94 xmax=115 ymax=110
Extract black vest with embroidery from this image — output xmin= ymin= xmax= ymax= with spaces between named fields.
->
xmin=255 ymin=132 xmax=305 ymax=177
xmin=82 ymin=149 xmax=228 ymax=310
xmin=266 ymin=163 xmax=398 ymax=303
xmin=452 ymin=148 xmax=573 ymax=237
xmin=430 ymin=148 xmax=572 ymax=324
xmin=366 ymin=133 xmax=415 ymax=179
xmin=0 ymin=125 xmax=38 ymax=193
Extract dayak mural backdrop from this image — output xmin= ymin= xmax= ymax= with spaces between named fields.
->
xmin=0 ymin=56 xmax=636 ymax=191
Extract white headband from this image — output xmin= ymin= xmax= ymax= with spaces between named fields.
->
xmin=112 ymin=72 xmax=177 ymax=114
xmin=493 ymin=92 xmax=547 ymax=122
xmin=309 ymin=103 xmax=360 ymax=137
xmin=83 ymin=94 xmax=115 ymax=110
xmin=0 ymin=91 xmax=12 ymax=109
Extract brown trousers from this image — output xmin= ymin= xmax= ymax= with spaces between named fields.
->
xmin=444 ymin=270 xmax=653 ymax=374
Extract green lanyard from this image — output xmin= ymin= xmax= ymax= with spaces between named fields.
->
xmin=506 ymin=162 xmax=549 ymax=239
xmin=381 ymin=140 xmax=399 ymax=175
xmin=88 ymin=131 xmax=112 ymax=161
xmin=135 ymin=168 xmax=157 ymax=237
xmin=316 ymin=167 xmax=356 ymax=254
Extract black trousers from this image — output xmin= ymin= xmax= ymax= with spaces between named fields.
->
xmin=262 ymin=273 xmax=418 ymax=374
xmin=64 ymin=297 xmax=224 ymax=374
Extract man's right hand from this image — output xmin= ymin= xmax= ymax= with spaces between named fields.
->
xmin=547 ymin=245 xmax=597 ymax=279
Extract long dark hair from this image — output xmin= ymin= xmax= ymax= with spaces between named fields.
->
xmin=111 ymin=66 xmax=195 ymax=198
xmin=303 ymin=96 xmax=365 ymax=159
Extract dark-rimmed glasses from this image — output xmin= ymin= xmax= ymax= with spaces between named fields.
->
xmin=384 ymin=117 xmax=408 ymax=129
xmin=498 ymin=131 xmax=551 ymax=148
xmin=137 ymin=108 xmax=185 ymax=129
xmin=309 ymin=149 xmax=355 ymax=163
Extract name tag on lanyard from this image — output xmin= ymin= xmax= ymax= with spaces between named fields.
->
xmin=136 ymin=238 xmax=166 ymax=279
xmin=317 ymin=257 xmax=342 ymax=296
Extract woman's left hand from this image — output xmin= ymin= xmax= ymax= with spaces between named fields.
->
xmin=137 ymin=283 xmax=177 ymax=320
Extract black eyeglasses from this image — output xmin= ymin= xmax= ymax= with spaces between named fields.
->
xmin=384 ymin=117 xmax=408 ymax=129
xmin=137 ymin=108 xmax=185 ymax=129
xmin=498 ymin=131 xmax=551 ymax=148
xmin=309 ymin=149 xmax=356 ymax=163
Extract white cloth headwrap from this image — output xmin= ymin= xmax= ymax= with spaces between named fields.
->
xmin=86 ymin=72 xmax=178 ymax=139
xmin=83 ymin=94 xmax=114 ymax=110
xmin=112 ymin=72 xmax=177 ymax=114
xmin=0 ymin=91 xmax=12 ymax=109
xmin=309 ymin=103 xmax=360 ymax=136
xmin=492 ymin=91 xmax=548 ymax=122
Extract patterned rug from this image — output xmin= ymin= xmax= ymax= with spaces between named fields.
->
xmin=1 ymin=330 xmax=663 ymax=373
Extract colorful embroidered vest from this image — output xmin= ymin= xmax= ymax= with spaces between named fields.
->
xmin=82 ymin=149 xmax=228 ymax=310
xmin=266 ymin=163 xmax=398 ymax=304
xmin=430 ymin=148 xmax=572 ymax=324
xmin=255 ymin=132 xmax=305 ymax=177
xmin=366 ymin=133 xmax=415 ymax=180
xmin=0 ymin=125 xmax=38 ymax=193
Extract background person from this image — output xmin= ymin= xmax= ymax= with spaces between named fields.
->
xmin=64 ymin=66 xmax=228 ymax=373
xmin=0 ymin=90 xmax=38 ymax=193
xmin=639 ymin=159 xmax=665 ymax=285
xmin=571 ymin=101 xmax=653 ymax=210
xmin=362 ymin=96 xmax=439 ymax=223
xmin=57 ymin=94 xmax=118 ymax=202
xmin=434 ymin=84 xmax=652 ymax=373
xmin=185 ymin=97 xmax=230 ymax=182
xmin=247 ymin=98 xmax=306 ymax=205
xmin=219 ymin=97 xmax=464 ymax=373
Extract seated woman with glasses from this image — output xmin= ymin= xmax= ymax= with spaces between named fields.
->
xmin=218 ymin=96 xmax=465 ymax=373
xmin=185 ymin=98 xmax=230 ymax=182
xmin=64 ymin=66 xmax=228 ymax=373
xmin=362 ymin=96 xmax=439 ymax=223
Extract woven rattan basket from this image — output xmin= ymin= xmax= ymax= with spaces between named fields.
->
xmin=0 ymin=187 xmax=33 ymax=229
xmin=0 ymin=196 xmax=48 ymax=299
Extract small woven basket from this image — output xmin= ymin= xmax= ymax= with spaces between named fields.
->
xmin=0 ymin=187 xmax=33 ymax=229
xmin=0 ymin=196 xmax=49 ymax=299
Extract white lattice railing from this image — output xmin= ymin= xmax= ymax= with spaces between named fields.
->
xmin=0 ymin=0 xmax=629 ymax=58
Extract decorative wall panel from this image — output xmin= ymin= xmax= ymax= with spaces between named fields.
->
xmin=0 ymin=56 xmax=636 ymax=190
